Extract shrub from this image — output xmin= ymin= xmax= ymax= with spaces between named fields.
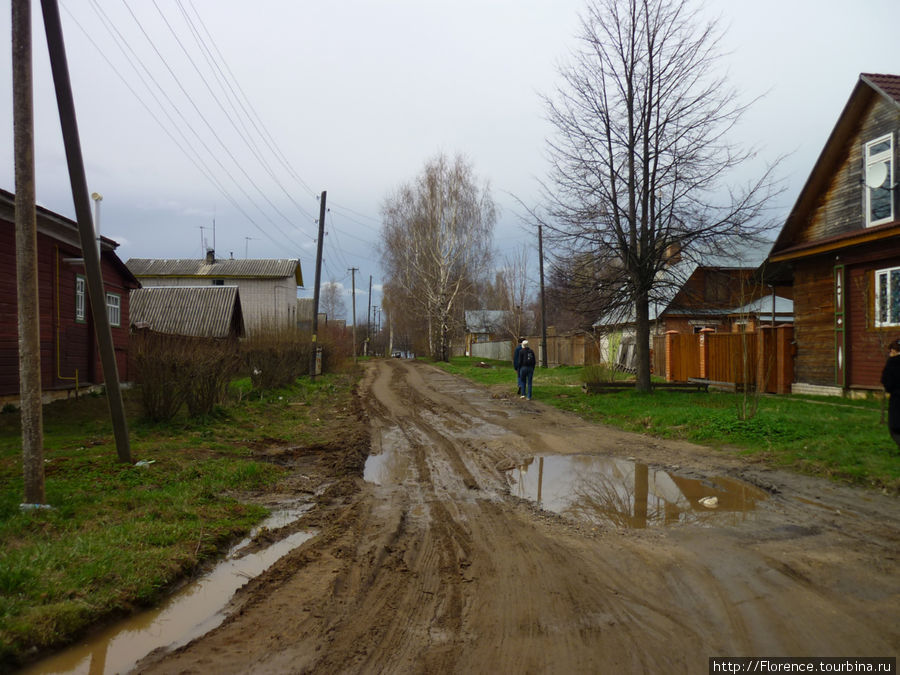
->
xmin=130 ymin=331 xmax=239 ymax=421
xmin=582 ymin=363 xmax=618 ymax=384
xmin=241 ymin=323 xmax=311 ymax=390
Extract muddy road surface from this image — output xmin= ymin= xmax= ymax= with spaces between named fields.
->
xmin=136 ymin=359 xmax=900 ymax=673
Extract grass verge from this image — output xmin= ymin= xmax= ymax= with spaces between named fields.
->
xmin=434 ymin=357 xmax=900 ymax=491
xmin=0 ymin=372 xmax=359 ymax=669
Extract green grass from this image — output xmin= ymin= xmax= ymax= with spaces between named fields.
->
xmin=0 ymin=372 xmax=359 ymax=668
xmin=433 ymin=357 xmax=900 ymax=491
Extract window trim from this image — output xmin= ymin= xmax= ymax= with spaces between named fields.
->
xmin=75 ymin=275 xmax=86 ymax=323
xmin=874 ymin=265 xmax=900 ymax=328
xmin=865 ymin=133 xmax=894 ymax=227
xmin=106 ymin=292 xmax=121 ymax=327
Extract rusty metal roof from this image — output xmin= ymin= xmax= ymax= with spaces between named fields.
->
xmin=129 ymin=286 xmax=244 ymax=338
xmin=126 ymin=258 xmax=303 ymax=286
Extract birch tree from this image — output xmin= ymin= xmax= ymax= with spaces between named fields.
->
xmin=381 ymin=153 xmax=496 ymax=361
xmin=542 ymin=0 xmax=780 ymax=391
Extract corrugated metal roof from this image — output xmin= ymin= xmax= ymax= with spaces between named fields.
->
xmin=126 ymin=258 xmax=302 ymax=285
xmin=130 ymin=286 xmax=244 ymax=338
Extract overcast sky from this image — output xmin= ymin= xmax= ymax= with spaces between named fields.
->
xmin=2 ymin=0 xmax=898 ymax=315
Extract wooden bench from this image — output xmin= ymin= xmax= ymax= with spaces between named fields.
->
xmin=582 ymin=380 xmax=709 ymax=394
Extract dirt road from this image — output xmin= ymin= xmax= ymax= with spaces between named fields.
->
xmin=136 ymin=359 xmax=900 ymax=673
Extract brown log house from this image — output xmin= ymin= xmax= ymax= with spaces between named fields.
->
xmin=0 ymin=189 xmax=139 ymax=399
xmin=767 ymin=73 xmax=900 ymax=395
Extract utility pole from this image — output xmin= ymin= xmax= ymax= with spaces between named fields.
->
xmin=41 ymin=0 xmax=131 ymax=462
xmin=367 ymin=275 xmax=372 ymax=355
xmin=538 ymin=224 xmax=548 ymax=368
xmin=244 ymin=236 xmax=256 ymax=259
xmin=13 ymin=0 xmax=45 ymax=504
xmin=310 ymin=191 xmax=326 ymax=379
xmin=349 ymin=267 xmax=358 ymax=364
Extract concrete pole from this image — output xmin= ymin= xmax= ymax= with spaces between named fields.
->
xmin=310 ymin=191 xmax=326 ymax=379
xmin=13 ymin=0 xmax=46 ymax=504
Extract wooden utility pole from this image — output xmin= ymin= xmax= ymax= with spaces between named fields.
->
xmin=349 ymin=267 xmax=358 ymax=363
xmin=41 ymin=0 xmax=131 ymax=462
xmin=310 ymin=191 xmax=326 ymax=379
xmin=13 ymin=0 xmax=45 ymax=504
xmin=538 ymin=224 xmax=548 ymax=368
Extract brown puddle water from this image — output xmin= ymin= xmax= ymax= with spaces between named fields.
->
xmin=506 ymin=455 xmax=768 ymax=528
xmin=20 ymin=508 xmax=316 ymax=675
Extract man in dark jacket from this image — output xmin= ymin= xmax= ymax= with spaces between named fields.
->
xmin=513 ymin=338 xmax=524 ymax=395
xmin=881 ymin=338 xmax=900 ymax=452
xmin=518 ymin=340 xmax=536 ymax=400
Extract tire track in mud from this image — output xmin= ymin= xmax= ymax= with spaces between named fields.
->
xmin=136 ymin=358 xmax=900 ymax=674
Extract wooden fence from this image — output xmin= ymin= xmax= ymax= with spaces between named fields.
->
xmin=653 ymin=325 xmax=794 ymax=392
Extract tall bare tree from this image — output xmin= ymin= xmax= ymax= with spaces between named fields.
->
xmin=381 ymin=153 xmax=496 ymax=361
xmin=320 ymin=280 xmax=347 ymax=322
xmin=483 ymin=246 xmax=534 ymax=340
xmin=541 ymin=0 xmax=780 ymax=391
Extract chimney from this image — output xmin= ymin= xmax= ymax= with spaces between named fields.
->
xmin=205 ymin=249 xmax=215 ymax=264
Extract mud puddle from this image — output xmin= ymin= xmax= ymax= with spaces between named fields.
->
xmin=364 ymin=428 xmax=410 ymax=485
xmin=20 ymin=507 xmax=317 ymax=675
xmin=506 ymin=454 xmax=767 ymax=528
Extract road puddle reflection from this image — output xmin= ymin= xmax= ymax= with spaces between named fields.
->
xmin=506 ymin=455 xmax=767 ymax=528
xmin=364 ymin=428 xmax=411 ymax=485
xmin=20 ymin=509 xmax=316 ymax=675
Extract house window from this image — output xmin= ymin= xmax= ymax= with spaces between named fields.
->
xmin=106 ymin=293 xmax=121 ymax=327
xmin=875 ymin=266 xmax=900 ymax=327
xmin=212 ymin=279 xmax=225 ymax=286
xmin=865 ymin=134 xmax=894 ymax=227
xmin=75 ymin=275 xmax=86 ymax=322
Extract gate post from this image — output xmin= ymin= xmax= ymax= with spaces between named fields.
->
xmin=665 ymin=331 xmax=678 ymax=382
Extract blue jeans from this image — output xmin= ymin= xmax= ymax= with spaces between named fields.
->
xmin=519 ymin=366 xmax=534 ymax=399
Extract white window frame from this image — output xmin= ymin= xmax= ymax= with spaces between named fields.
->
xmin=75 ymin=275 xmax=86 ymax=322
xmin=865 ymin=133 xmax=894 ymax=227
xmin=875 ymin=265 xmax=900 ymax=327
xmin=106 ymin=292 xmax=121 ymax=327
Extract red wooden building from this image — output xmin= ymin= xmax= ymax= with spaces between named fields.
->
xmin=767 ymin=73 xmax=900 ymax=395
xmin=0 ymin=189 xmax=139 ymax=398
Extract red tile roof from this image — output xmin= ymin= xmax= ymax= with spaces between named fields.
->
xmin=861 ymin=73 xmax=900 ymax=105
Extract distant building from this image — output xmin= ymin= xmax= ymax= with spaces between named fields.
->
xmin=130 ymin=286 xmax=245 ymax=339
xmin=127 ymin=251 xmax=303 ymax=336
xmin=0 ymin=188 xmax=139 ymax=397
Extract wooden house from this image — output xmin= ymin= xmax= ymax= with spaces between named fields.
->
xmin=595 ymin=257 xmax=783 ymax=370
xmin=0 ymin=188 xmax=139 ymax=398
xmin=126 ymin=252 xmax=303 ymax=336
xmin=767 ymin=73 xmax=900 ymax=395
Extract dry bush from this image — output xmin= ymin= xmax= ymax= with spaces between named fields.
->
xmin=319 ymin=324 xmax=354 ymax=373
xmin=130 ymin=330 xmax=239 ymax=420
xmin=242 ymin=322 xmax=312 ymax=390
xmin=181 ymin=341 xmax=240 ymax=416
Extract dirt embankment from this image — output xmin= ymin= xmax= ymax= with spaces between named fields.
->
xmin=135 ymin=359 xmax=900 ymax=674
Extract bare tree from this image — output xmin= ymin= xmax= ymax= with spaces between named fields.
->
xmin=381 ymin=153 xmax=496 ymax=361
xmin=320 ymin=280 xmax=347 ymax=322
xmin=487 ymin=246 xmax=534 ymax=340
xmin=541 ymin=0 xmax=780 ymax=391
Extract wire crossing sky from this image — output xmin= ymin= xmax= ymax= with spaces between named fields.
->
xmin=2 ymin=0 xmax=898 ymax=311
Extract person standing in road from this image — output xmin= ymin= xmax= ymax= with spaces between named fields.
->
xmin=881 ymin=338 xmax=900 ymax=453
xmin=518 ymin=340 xmax=536 ymax=400
xmin=513 ymin=337 xmax=525 ymax=396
